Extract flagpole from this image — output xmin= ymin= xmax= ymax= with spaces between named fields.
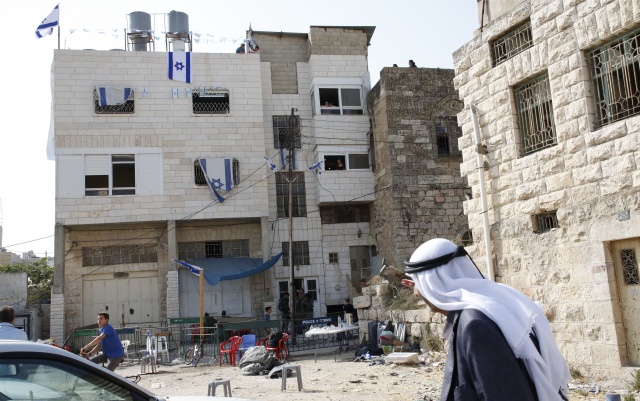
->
xmin=57 ymin=25 xmax=60 ymax=49
xmin=200 ymin=269 xmax=204 ymax=337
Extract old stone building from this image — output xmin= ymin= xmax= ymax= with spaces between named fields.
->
xmin=454 ymin=0 xmax=640 ymax=378
xmin=368 ymin=67 xmax=471 ymax=267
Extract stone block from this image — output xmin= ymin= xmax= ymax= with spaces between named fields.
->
xmin=371 ymin=296 xmax=384 ymax=309
xmin=353 ymin=295 xmax=371 ymax=309
xmin=375 ymin=283 xmax=390 ymax=296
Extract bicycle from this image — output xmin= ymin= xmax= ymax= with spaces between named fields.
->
xmin=184 ymin=335 xmax=204 ymax=366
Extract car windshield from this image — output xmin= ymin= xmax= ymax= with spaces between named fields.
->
xmin=0 ymin=359 xmax=134 ymax=401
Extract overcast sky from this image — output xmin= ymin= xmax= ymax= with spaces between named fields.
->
xmin=0 ymin=0 xmax=478 ymax=258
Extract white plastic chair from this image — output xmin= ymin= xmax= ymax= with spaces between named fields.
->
xmin=153 ymin=336 xmax=170 ymax=364
xmin=121 ymin=340 xmax=131 ymax=363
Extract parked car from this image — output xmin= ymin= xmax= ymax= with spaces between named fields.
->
xmin=0 ymin=340 xmax=254 ymax=401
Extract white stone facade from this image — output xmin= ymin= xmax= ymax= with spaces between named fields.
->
xmin=454 ymin=0 xmax=640 ymax=379
xmin=52 ymin=26 xmax=376 ymax=337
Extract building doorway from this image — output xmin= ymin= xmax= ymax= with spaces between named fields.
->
xmin=612 ymin=239 xmax=640 ymax=365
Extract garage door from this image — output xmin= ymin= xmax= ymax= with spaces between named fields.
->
xmin=82 ymin=271 xmax=160 ymax=327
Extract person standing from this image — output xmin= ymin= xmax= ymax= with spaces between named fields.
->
xmin=342 ymin=297 xmax=358 ymax=323
xmin=409 ymin=59 xmax=417 ymax=67
xmin=0 ymin=306 xmax=28 ymax=340
xmin=277 ymin=292 xmax=291 ymax=333
xmin=264 ymin=306 xmax=272 ymax=321
xmin=405 ymin=238 xmax=570 ymax=401
xmin=80 ymin=313 xmax=125 ymax=371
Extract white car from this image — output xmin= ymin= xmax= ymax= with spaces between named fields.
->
xmin=0 ymin=340 xmax=255 ymax=401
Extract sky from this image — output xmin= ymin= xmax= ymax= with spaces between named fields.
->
xmin=0 ymin=0 xmax=478 ymax=258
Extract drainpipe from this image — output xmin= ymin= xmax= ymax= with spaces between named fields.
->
xmin=470 ymin=104 xmax=495 ymax=281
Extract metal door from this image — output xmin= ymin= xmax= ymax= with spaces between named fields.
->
xmin=612 ymin=239 xmax=640 ymax=365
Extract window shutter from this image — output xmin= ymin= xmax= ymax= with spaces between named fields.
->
xmin=84 ymin=154 xmax=110 ymax=175
xmin=136 ymin=153 xmax=163 ymax=195
xmin=56 ymin=155 xmax=84 ymax=198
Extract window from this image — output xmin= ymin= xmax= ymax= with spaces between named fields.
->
xmin=532 ymin=211 xmax=559 ymax=234
xmin=93 ymin=88 xmax=134 ymax=114
xmin=276 ymin=172 xmax=307 ymax=218
xmin=194 ymin=158 xmax=240 ymax=187
xmin=491 ymin=20 xmax=533 ymax=67
xmin=273 ymin=115 xmax=302 ymax=149
xmin=323 ymin=154 xmax=370 ymax=171
xmin=318 ymin=87 xmax=363 ymax=115
xmin=620 ymin=249 xmax=640 ymax=285
xmin=177 ymin=240 xmax=249 ymax=260
xmin=192 ymin=88 xmax=230 ymax=114
xmin=282 ymin=241 xmax=310 ymax=266
xmin=85 ymin=154 xmax=135 ymax=196
xmin=82 ymin=245 xmax=158 ymax=267
xmin=461 ymin=230 xmax=473 ymax=246
xmin=588 ymin=27 xmax=640 ymax=128
xmin=329 ymin=252 xmax=339 ymax=264
xmin=320 ymin=204 xmax=370 ymax=224
xmin=434 ymin=118 xmax=462 ymax=156
xmin=515 ymin=74 xmax=557 ymax=155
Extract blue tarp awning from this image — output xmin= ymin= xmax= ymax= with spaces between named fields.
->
xmin=173 ymin=252 xmax=283 ymax=286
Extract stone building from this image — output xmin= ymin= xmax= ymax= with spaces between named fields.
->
xmin=49 ymin=19 xmax=378 ymax=339
xmin=368 ymin=67 xmax=471 ymax=267
xmin=453 ymin=0 xmax=640 ymax=378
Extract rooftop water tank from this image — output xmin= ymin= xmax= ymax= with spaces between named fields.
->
xmin=127 ymin=11 xmax=152 ymax=51
xmin=166 ymin=11 xmax=189 ymax=34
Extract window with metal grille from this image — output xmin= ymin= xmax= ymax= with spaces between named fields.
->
xmin=461 ymin=230 xmax=473 ymax=246
xmin=93 ymin=89 xmax=135 ymax=114
xmin=320 ymin=204 xmax=370 ymax=224
xmin=192 ymin=89 xmax=230 ymax=114
xmin=588 ymin=27 xmax=640 ymax=128
xmin=434 ymin=118 xmax=461 ymax=156
xmin=491 ymin=20 xmax=533 ymax=67
xmin=329 ymin=252 xmax=339 ymax=264
xmin=193 ymin=158 xmax=240 ymax=187
xmin=532 ymin=211 xmax=559 ymax=234
xmin=82 ymin=245 xmax=158 ymax=267
xmin=620 ymin=249 xmax=640 ymax=285
xmin=282 ymin=241 xmax=310 ymax=266
xmin=273 ymin=115 xmax=302 ymax=149
xmin=515 ymin=74 xmax=557 ymax=155
xmin=177 ymin=240 xmax=249 ymax=260
xmin=276 ymin=172 xmax=307 ymax=218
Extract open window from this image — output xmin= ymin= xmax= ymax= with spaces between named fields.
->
xmin=317 ymin=87 xmax=363 ymax=115
xmin=323 ymin=153 xmax=369 ymax=171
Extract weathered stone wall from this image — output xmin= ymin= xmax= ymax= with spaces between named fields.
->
xmin=452 ymin=0 xmax=640 ymax=379
xmin=368 ymin=68 xmax=469 ymax=268
xmin=253 ymin=33 xmax=308 ymax=95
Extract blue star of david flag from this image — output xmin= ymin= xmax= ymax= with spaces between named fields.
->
xmin=35 ymin=4 xmax=59 ymax=39
xmin=168 ymin=51 xmax=192 ymax=83
xmin=199 ymin=158 xmax=234 ymax=203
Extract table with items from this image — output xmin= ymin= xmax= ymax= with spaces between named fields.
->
xmin=305 ymin=323 xmax=360 ymax=362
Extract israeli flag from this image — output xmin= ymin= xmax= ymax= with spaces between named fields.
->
xmin=97 ymin=87 xmax=132 ymax=106
xmin=263 ymin=156 xmax=277 ymax=171
xmin=173 ymin=260 xmax=202 ymax=277
xmin=168 ymin=52 xmax=192 ymax=83
xmin=309 ymin=160 xmax=324 ymax=174
xmin=35 ymin=4 xmax=59 ymax=39
xmin=199 ymin=158 xmax=234 ymax=203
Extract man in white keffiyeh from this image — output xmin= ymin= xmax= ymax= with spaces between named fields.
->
xmin=405 ymin=238 xmax=570 ymax=401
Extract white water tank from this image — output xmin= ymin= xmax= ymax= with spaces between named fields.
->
xmin=127 ymin=11 xmax=152 ymax=51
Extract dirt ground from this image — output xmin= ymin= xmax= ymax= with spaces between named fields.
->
xmin=113 ymin=349 xmax=633 ymax=401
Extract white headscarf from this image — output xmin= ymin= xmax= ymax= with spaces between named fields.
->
xmin=408 ymin=238 xmax=570 ymax=401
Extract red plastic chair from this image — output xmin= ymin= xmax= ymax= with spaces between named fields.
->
xmin=265 ymin=332 xmax=289 ymax=362
xmin=219 ymin=336 xmax=242 ymax=366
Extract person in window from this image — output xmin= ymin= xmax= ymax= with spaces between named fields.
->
xmin=336 ymin=159 xmax=345 ymax=170
xmin=409 ymin=59 xmax=417 ymax=68
xmin=236 ymin=43 xmax=245 ymax=53
xmin=80 ymin=312 xmax=125 ymax=371
xmin=406 ymin=238 xmax=570 ymax=401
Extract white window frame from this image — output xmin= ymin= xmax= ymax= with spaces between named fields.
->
xmin=311 ymin=80 xmax=365 ymax=116
xmin=317 ymin=146 xmax=370 ymax=171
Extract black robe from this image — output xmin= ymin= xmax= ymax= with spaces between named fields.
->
xmin=440 ymin=309 xmax=538 ymax=401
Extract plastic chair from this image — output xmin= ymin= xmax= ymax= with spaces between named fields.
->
xmin=153 ymin=336 xmax=170 ymax=364
xmin=219 ymin=336 xmax=242 ymax=367
xmin=121 ymin=340 xmax=131 ymax=363
xmin=266 ymin=333 xmax=289 ymax=362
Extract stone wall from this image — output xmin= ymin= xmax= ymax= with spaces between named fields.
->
xmin=308 ymin=27 xmax=369 ymax=56
xmin=452 ymin=0 xmax=640 ymax=379
xmin=253 ymin=33 xmax=308 ymax=95
xmin=368 ymin=68 xmax=470 ymax=268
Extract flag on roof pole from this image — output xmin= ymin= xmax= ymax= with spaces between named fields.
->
xmin=35 ymin=4 xmax=59 ymax=39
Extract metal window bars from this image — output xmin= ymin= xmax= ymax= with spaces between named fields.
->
xmin=491 ymin=21 xmax=533 ymax=67
xmin=93 ymin=89 xmax=135 ymax=114
xmin=515 ymin=74 xmax=557 ymax=155
xmin=533 ymin=211 xmax=559 ymax=234
xmin=588 ymin=27 xmax=640 ymax=128
xmin=620 ymin=249 xmax=640 ymax=285
xmin=192 ymin=90 xmax=230 ymax=114
xmin=272 ymin=115 xmax=302 ymax=149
